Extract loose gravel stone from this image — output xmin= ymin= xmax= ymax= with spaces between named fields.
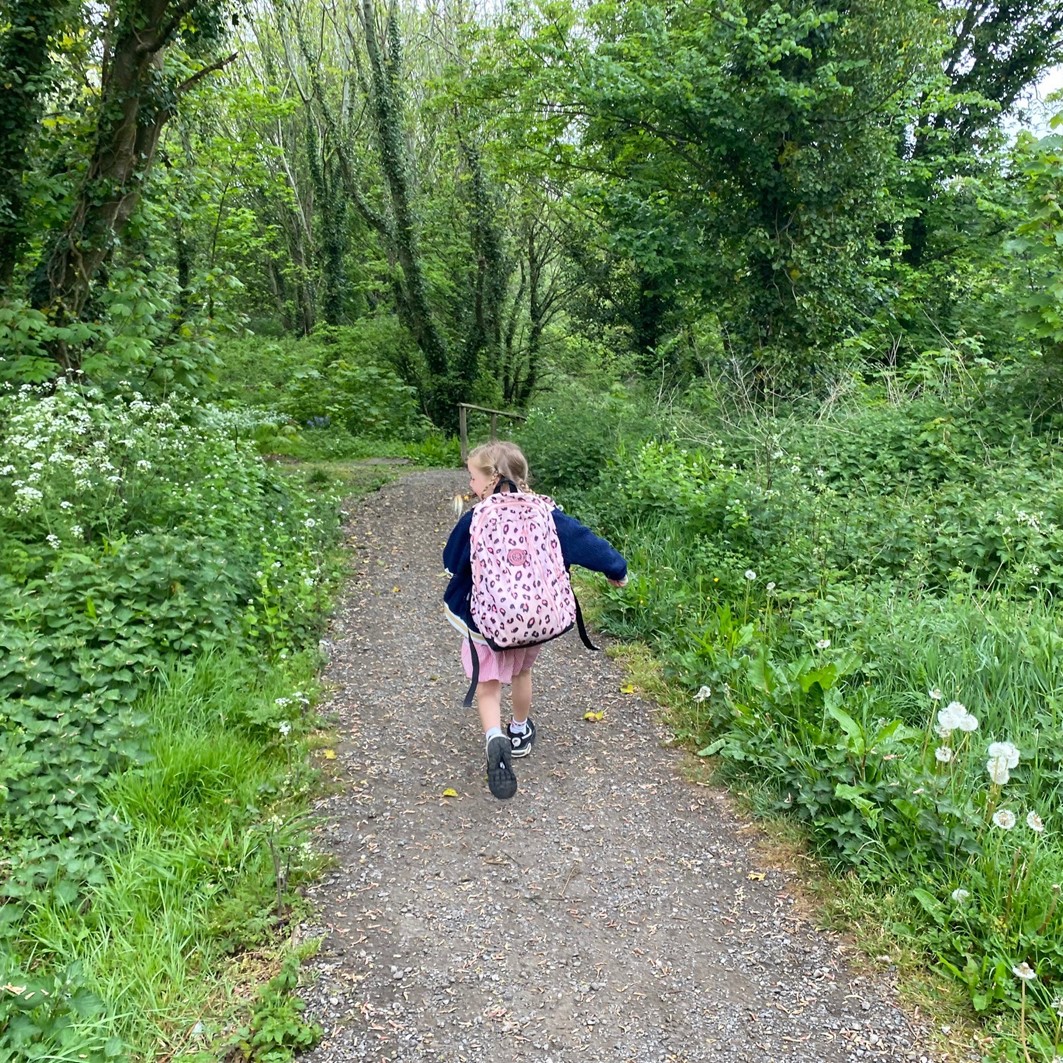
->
xmin=295 ymin=470 xmax=969 ymax=1063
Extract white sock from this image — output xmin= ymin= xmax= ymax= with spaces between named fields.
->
xmin=485 ymin=727 xmax=504 ymax=751
xmin=509 ymin=719 xmax=528 ymax=735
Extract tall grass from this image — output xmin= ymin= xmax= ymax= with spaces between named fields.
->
xmin=5 ymin=651 xmax=320 ymax=1059
xmin=533 ymin=376 xmax=1063 ymax=1060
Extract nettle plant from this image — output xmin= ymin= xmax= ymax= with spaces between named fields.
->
xmin=0 ymin=379 xmax=339 ymax=905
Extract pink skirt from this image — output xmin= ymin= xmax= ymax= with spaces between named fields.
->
xmin=461 ymin=639 xmax=543 ymax=685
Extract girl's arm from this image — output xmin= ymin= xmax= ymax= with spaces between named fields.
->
xmin=443 ymin=511 xmax=473 ymax=575
xmin=553 ymin=511 xmax=627 ymax=582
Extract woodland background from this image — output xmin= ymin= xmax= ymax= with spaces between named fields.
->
xmin=3 ymin=0 xmax=1063 ymax=1060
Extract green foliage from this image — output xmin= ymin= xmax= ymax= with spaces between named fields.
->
xmin=517 ymin=384 xmax=664 ymax=497
xmin=226 ymin=955 xmax=322 ymax=1061
xmin=0 ymin=380 xmax=339 ymax=908
xmin=213 ymin=324 xmax=432 ymax=446
xmin=1007 ymin=122 xmax=1063 ymax=357
xmin=4 ymin=651 xmax=325 ymax=1059
xmin=547 ymin=376 xmax=1063 ymax=1057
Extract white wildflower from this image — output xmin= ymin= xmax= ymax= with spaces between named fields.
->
xmin=278 ymin=721 xmax=291 ymax=737
xmin=986 ymin=757 xmax=1011 ymax=786
xmin=992 ymin=809 xmax=1017 ymax=830
xmin=987 ymin=741 xmax=1020 ymax=769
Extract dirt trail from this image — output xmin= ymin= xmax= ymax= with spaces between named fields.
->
xmin=297 ymin=469 xmax=941 ymax=1063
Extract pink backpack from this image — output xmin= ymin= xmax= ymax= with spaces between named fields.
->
xmin=470 ymin=489 xmax=576 ymax=650
xmin=461 ymin=481 xmax=597 ymax=707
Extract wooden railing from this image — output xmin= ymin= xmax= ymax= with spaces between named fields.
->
xmin=457 ymin=402 xmax=527 ymax=461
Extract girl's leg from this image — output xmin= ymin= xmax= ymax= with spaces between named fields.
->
xmin=478 ymin=680 xmax=517 ymax=799
xmin=511 ymin=668 xmax=532 ymax=725
xmin=476 ymin=680 xmax=503 ymax=736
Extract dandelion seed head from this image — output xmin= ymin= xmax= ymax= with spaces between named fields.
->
xmin=693 ymin=685 xmax=712 ymax=702
xmin=744 ymin=569 xmax=756 ymax=581
xmin=986 ymin=757 xmax=1011 ymax=785
xmin=992 ymin=809 xmax=1017 ymax=830
xmin=950 ymin=888 xmax=969 ymax=904
xmin=1012 ymin=961 xmax=1036 ymax=981
xmin=1026 ymin=811 xmax=1045 ymax=833
xmin=816 ymin=638 xmax=831 ymax=650
xmin=935 ymin=746 xmax=953 ymax=764
xmin=987 ymin=741 xmax=1020 ymax=769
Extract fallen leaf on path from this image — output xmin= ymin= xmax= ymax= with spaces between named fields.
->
xmin=583 ymin=710 xmax=605 ymax=722
xmin=747 ymin=871 xmax=766 ymax=881
xmin=618 ymin=683 xmax=635 ymax=694
xmin=442 ymin=788 xmax=459 ymax=798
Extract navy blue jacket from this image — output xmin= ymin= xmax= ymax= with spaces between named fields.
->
xmin=443 ymin=503 xmax=627 ymax=641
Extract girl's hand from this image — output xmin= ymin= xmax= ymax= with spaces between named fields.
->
xmin=607 ymin=576 xmax=628 ymax=588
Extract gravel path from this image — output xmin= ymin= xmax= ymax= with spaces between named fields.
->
xmin=297 ymin=469 xmax=943 ymax=1063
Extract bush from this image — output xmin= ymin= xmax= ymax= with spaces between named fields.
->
xmin=539 ymin=377 xmax=1063 ymax=1056
xmin=213 ymin=320 xmax=432 ymax=442
xmin=0 ymin=380 xmax=340 ymax=907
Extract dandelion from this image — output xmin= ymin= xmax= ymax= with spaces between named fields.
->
xmin=928 ymin=688 xmax=943 ymax=701
xmin=816 ymin=638 xmax=831 ymax=650
xmin=935 ymin=747 xmax=953 ymax=764
xmin=1026 ymin=811 xmax=1045 ymax=833
xmin=744 ymin=570 xmax=756 ymax=581
xmin=987 ymin=741 xmax=1020 ymax=769
xmin=936 ymin=701 xmax=977 ymax=737
xmin=986 ymin=757 xmax=1011 ymax=785
xmin=304 ymin=517 xmax=317 ymax=529
xmin=950 ymin=888 xmax=970 ymax=904
xmin=993 ymin=809 xmax=1017 ymax=830
xmin=766 ymin=582 xmax=776 ymax=592
xmin=693 ymin=685 xmax=712 ymax=702
xmin=1012 ymin=962 xmax=1037 ymax=981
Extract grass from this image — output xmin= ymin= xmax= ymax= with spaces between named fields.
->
xmin=5 ymin=651 xmax=324 ymax=1059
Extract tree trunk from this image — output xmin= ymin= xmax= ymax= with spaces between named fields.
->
xmin=28 ymin=0 xmax=233 ymax=369
xmin=361 ymin=0 xmax=453 ymax=421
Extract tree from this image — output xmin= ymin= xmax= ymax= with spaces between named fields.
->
xmin=24 ymin=0 xmax=236 ymax=371
xmin=0 ymin=0 xmax=75 ymax=290
xmin=490 ymin=0 xmax=940 ymax=385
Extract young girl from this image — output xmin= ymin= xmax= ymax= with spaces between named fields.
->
xmin=443 ymin=441 xmax=627 ymax=800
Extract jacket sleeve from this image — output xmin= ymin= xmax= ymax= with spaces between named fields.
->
xmin=443 ymin=511 xmax=473 ymax=576
xmin=553 ymin=510 xmax=627 ymax=582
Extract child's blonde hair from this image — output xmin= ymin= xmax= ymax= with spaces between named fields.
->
xmin=467 ymin=440 xmax=531 ymax=493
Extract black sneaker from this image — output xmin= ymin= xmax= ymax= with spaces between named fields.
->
xmin=486 ymin=735 xmax=517 ymax=799
xmin=508 ymin=718 xmax=536 ymax=759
